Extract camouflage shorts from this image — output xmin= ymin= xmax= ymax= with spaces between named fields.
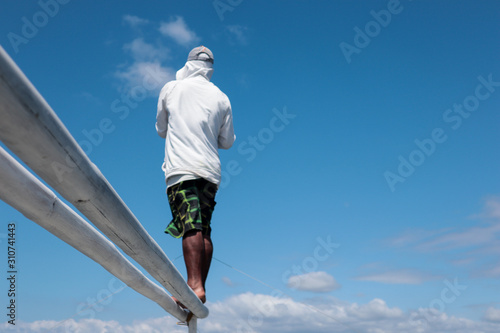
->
xmin=165 ymin=178 xmax=217 ymax=239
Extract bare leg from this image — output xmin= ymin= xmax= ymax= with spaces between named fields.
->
xmin=202 ymin=234 xmax=213 ymax=290
xmin=182 ymin=230 xmax=207 ymax=303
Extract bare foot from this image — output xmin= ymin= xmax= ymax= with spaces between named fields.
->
xmin=191 ymin=286 xmax=206 ymax=303
xmin=172 ymin=290 xmax=205 ymax=309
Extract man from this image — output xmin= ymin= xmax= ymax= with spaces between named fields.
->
xmin=156 ymin=46 xmax=235 ymax=305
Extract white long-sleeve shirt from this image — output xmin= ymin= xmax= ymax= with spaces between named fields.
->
xmin=156 ymin=60 xmax=235 ymax=188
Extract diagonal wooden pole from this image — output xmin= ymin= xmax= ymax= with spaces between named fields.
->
xmin=0 ymin=146 xmax=189 ymax=323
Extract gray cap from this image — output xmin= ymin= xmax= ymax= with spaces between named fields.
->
xmin=187 ymin=46 xmax=214 ymax=64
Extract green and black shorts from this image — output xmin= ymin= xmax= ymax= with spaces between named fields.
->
xmin=165 ymin=178 xmax=217 ymax=239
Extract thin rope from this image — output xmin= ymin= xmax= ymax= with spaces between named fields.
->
xmin=213 ymin=257 xmax=361 ymax=332
xmin=213 ymin=257 xmax=277 ymax=291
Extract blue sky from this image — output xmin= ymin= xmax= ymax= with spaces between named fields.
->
xmin=1 ymin=0 xmax=500 ymax=332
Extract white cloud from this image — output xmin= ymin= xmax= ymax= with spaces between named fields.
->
xmin=225 ymin=25 xmax=249 ymax=45
xmin=387 ymin=228 xmax=450 ymax=248
xmin=353 ymin=298 xmax=404 ymax=320
xmin=159 ymin=16 xmax=200 ymax=47
xmin=386 ymin=197 xmax=500 ymax=279
xmin=123 ymin=15 xmax=149 ymax=28
xmin=423 ymin=198 xmax=500 ymax=253
xmin=388 ymin=197 xmax=500 ymax=252
xmin=287 ymin=271 xmax=341 ymax=292
xmin=115 ymin=61 xmax=174 ymax=96
xmin=2 ymin=317 xmax=186 ymax=333
xmin=415 ymin=221 xmax=500 ymax=253
xmin=123 ymin=38 xmax=169 ymax=62
xmin=79 ymin=91 xmax=102 ymax=106
xmin=115 ymin=16 xmax=202 ymax=96
xmin=355 ymin=269 xmax=438 ymax=285
xmin=473 ymin=263 xmax=500 ymax=278
xmin=221 ymin=276 xmax=234 ymax=287
xmin=484 ymin=307 xmax=500 ymax=322
xmin=4 ymin=293 xmax=500 ymax=333
xmin=116 ymin=39 xmax=174 ymax=96
xmin=471 ymin=196 xmax=500 ymax=220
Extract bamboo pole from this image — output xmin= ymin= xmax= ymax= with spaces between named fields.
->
xmin=0 ymin=146 xmax=189 ymax=322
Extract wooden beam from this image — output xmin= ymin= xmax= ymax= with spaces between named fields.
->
xmin=0 ymin=146 xmax=189 ymax=322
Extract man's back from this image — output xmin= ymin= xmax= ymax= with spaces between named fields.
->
xmin=156 ymin=59 xmax=235 ymax=187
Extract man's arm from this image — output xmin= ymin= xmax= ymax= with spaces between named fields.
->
xmin=155 ymin=86 xmax=168 ymax=138
xmin=218 ymin=105 xmax=235 ymax=149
